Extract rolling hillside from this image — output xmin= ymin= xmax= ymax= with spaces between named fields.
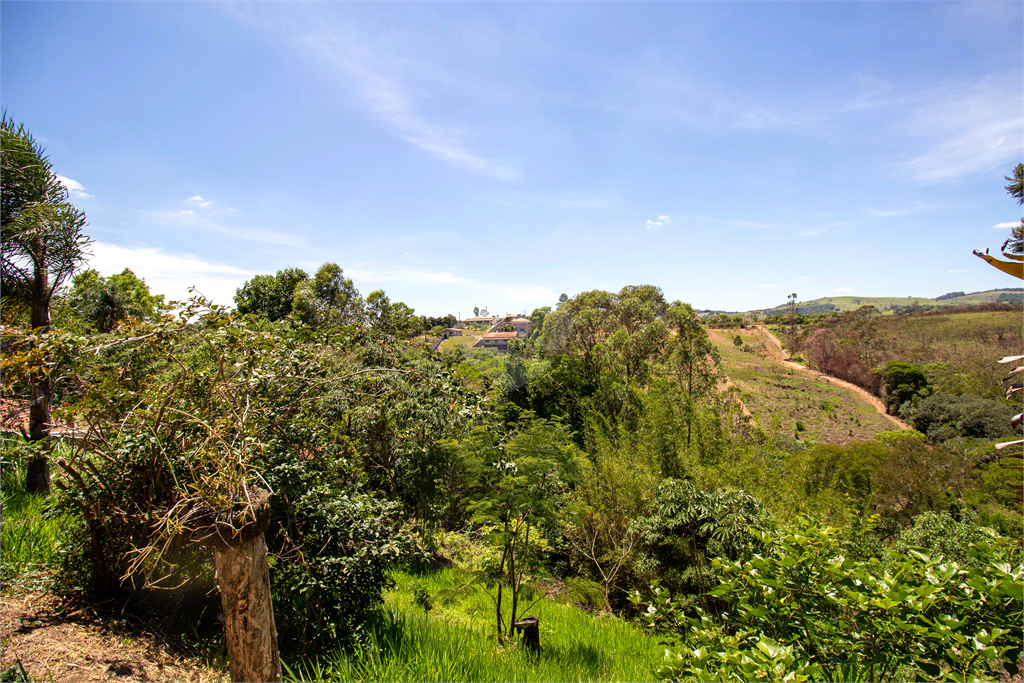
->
xmin=706 ymin=327 xmax=901 ymax=445
xmin=753 ymin=289 xmax=1023 ymax=316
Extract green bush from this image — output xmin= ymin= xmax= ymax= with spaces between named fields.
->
xmin=268 ymin=484 xmax=410 ymax=654
xmin=881 ymin=361 xmax=930 ymax=413
xmin=631 ymin=479 xmax=772 ymax=610
xmin=889 ymin=511 xmax=991 ymax=567
xmin=789 ymin=441 xmax=888 ymax=503
xmin=900 ymin=391 xmax=1015 ymax=443
xmin=633 ymin=518 xmax=1023 ymax=682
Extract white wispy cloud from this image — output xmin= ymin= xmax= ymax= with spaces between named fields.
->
xmin=625 ymin=68 xmax=1019 ymax=183
xmin=86 ymin=242 xmax=255 ymax=306
xmin=864 ymin=203 xmax=941 ymax=218
xmin=235 ymin=8 xmax=518 ymax=180
xmin=343 ymin=264 xmax=558 ymax=314
xmin=145 ymin=209 xmax=304 ymax=248
xmin=187 ymin=195 xmax=213 ymax=208
xmin=55 ymin=175 xmax=92 ymax=199
xmin=994 ymin=221 xmax=1019 ymax=229
xmin=645 ymin=214 xmax=673 ymax=229
xmin=348 ymin=266 xmax=474 ymax=286
xmin=657 ymin=215 xmax=672 ymax=222
xmin=673 ymin=215 xmax=779 ymax=230
xmin=617 ymin=68 xmax=818 ymax=133
xmin=896 ymin=75 xmax=1021 ymax=182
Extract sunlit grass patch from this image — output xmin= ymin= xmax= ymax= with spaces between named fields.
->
xmin=1 ymin=440 xmax=71 ymax=589
xmin=286 ymin=568 xmax=663 ymax=682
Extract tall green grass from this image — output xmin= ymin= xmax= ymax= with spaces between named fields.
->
xmin=1 ymin=438 xmax=70 ymax=588
xmin=287 ymin=569 xmax=663 ymax=682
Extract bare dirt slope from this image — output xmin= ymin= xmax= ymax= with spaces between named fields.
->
xmin=0 ymin=592 xmax=224 ymax=683
xmin=748 ymin=326 xmax=909 ymax=430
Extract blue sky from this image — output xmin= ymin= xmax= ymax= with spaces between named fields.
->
xmin=3 ymin=2 xmax=1022 ymax=315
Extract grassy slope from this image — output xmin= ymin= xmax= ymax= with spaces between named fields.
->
xmin=710 ymin=329 xmax=897 ymax=444
xmin=755 ymin=290 xmax=1021 ymax=315
xmin=438 ymin=333 xmax=483 ymax=351
xmin=291 ymin=568 xmax=664 ymax=682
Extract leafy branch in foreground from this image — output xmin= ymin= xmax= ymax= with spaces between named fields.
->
xmin=632 ymin=517 xmax=1023 ymax=682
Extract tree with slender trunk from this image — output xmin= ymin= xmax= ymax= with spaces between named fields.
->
xmin=461 ymin=418 xmax=586 ymax=641
xmin=665 ymin=303 xmax=722 ymax=449
xmin=1 ymin=115 xmax=90 ymax=493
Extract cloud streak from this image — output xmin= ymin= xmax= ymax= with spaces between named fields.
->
xmin=146 ymin=208 xmax=305 ymax=248
xmin=87 ymin=242 xmax=254 ymax=306
xmin=234 ymin=7 xmax=518 ymax=179
xmin=344 ymin=264 xmax=559 ymax=314
xmin=624 ymin=67 xmax=1020 ymax=183
xmin=56 ymin=175 xmax=92 ymax=199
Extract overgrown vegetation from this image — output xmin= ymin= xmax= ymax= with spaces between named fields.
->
xmin=1 ymin=119 xmax=1020 ymax=682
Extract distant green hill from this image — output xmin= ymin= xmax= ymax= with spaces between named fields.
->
xmin=753 ymin=289 xmax=1023 ymax=316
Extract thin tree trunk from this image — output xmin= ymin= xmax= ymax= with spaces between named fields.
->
xmin=212 ymin=532 xmax=282 ymax=683
xmin=508 ymin=523 xmax=524 ymax=639
xmin=686 ymin=359 xmax=693 ymax=449
xmin=496 ymin=582 xmax=504 ymax=641
xmin=27 ymin=261 xmax=52 ymax=494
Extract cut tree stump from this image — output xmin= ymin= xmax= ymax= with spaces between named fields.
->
xmin=194 ymin=488 xmax=281 ymax=683
xmin=513 ymin=616 xmax=540 ymax=655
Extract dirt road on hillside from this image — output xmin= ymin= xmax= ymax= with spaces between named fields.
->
xmin=748 ymin=326 xmax=909 ymax=430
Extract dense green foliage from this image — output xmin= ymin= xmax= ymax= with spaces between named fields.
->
xmin=233 ymin=266 xmax=309 ymax=321
xmin=66 ymin=268 xmax=165 ymax=332
xmin=900 ymin=390 xmax=1015 ymax=443
xmin=460 ymin=416 xmax=587 ymax=638
xmin=882 ymin=361 xmax=932 ymax=413
xmin=634 ymin=519 xmax=1022 ymax=682
xmin=3 ymin=273 xmax=1020 ymax=680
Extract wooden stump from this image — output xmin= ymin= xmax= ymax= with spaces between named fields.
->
xmin=213 ymin=533 xmax=281 ymax=683
xmin=194 ymin=489 xmax=281 ymax=683
xmin=513 ymin=615 xmax=540 ymax=655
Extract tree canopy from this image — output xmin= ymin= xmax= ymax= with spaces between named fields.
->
xmin=67 ymin=268 xmax=165 ymax=332
xmin=1 ymin=114 xmax=90 ymax=329
xmin=292 ymin=262 xmax=363 ymax=328
xmin=233 ymin=267 xmax=309 ymax=321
